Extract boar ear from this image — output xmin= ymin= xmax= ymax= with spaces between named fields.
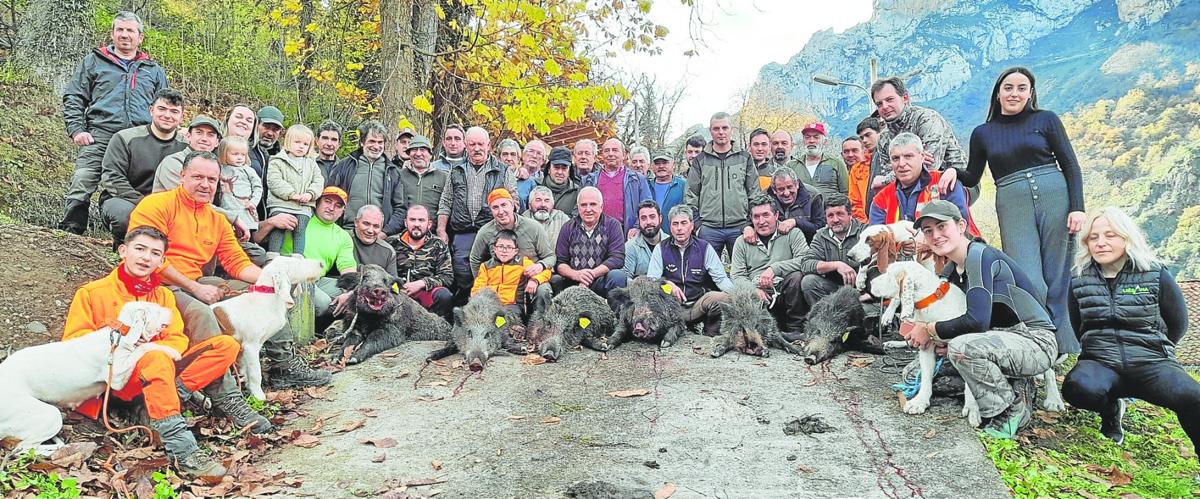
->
xmin=336 ymin=271 xmax=360 ymax=292
xmin=452 ymin=307 xmax=465 ymax=325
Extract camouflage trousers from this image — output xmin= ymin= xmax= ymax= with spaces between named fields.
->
xmin=946 ymin=323 xmax=1058 ymax=419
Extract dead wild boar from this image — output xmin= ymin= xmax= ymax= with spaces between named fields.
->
xmin=710 ymin=283 xmax=800 ymax=358
xmin=608 ymin=277 xmax=687 ymax=348
xmin=426 ymin=288 xmax=525 ymax=371
xmin=527 ymin=286 xmax=616 ymax=361
xmin=795 ymin=285 xmax=868 ymax=365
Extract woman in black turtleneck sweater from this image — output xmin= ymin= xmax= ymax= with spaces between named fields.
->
xmin=943 ymin=67 xmax=1086 ymax=354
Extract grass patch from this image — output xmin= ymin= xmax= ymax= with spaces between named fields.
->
xmin=0 ymin=449 xmax=83 ymax=498
xmin=985 ymin=361 xmax=1200 ymax=498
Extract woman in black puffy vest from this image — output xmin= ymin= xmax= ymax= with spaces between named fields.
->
xmin=1061 ymin=207 xmax=1194 ymax=453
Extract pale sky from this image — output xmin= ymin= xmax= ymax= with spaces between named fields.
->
xmin=610 ymin=0 xmax=874 ymax=137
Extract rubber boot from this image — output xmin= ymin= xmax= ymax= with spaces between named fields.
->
xmin=58 ymin=199 xmax=90 ymax=235
xmin=150 ymin=415 xmax=226 ymax=477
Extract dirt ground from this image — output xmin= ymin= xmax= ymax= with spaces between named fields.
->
xmin=266 ymin=335 xmax=1011 ymax=499
xmin=0 ymin=221 xmax=116 ymax=352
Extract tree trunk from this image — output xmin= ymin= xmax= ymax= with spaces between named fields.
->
xmin=294 ymin=0 xmax=317 ymax=121
xmin=378 ymin=0 xmax=422 ymax=133
xmin=17 ymin=0 xmax=95 ymax=95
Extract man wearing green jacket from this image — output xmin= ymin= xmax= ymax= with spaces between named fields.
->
xmin=685 ymin=112 xmax=769 ymax=258
xmin=798 ymin=194 xmax=866 ymax=312
xmin=794 ymin=123 xmax=849 ymax=197
xmin=731 ymin=198 xmax=809 ymax=332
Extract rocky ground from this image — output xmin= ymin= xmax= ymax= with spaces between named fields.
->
xmin=265 ymin=335 xmax=1010 ymax=499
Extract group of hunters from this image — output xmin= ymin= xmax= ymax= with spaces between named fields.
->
xmin=46 ymin=12 xmax=1195 ymax=477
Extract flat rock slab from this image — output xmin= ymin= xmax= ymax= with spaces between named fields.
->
xmin=265 ymin=335 xmax=1008 ymax=498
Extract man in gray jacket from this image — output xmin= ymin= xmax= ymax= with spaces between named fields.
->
xmin=59 ymin=11 xmax=169 ymax=234
xmin=731 ymin=198 xmax=808 ymax=332
xmin=685 ymin=112 xmax=769 ymax=258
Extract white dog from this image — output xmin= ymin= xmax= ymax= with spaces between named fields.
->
xmin=870 ymin=262 xmax=1064 ymax=425
xmin=212 ymin=255 xmax=324 ymax=400
xmin=0 ymin=302 xmax=176 ymax=452
xmin=848 ymin=221 xmax=935 ymax=290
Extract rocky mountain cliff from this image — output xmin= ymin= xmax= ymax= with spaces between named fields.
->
xmin=754 ymin=0 xmax=1196 ymax=136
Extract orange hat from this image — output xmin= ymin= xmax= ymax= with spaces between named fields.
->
xmin=319 ymin=186 xmax=348 ymax=204
xmin=487 ymin=188 xmax=513 ymax=206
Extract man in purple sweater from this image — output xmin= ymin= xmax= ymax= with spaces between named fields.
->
xmin=551 ymin=186 xmax=628 ymax=299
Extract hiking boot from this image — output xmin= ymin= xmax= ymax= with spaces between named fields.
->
xmin=177 ymin=379 xmax=211 ymax=410
xmin=1100 ymin=398 xmax=1126 ymax=445
xmin=983 ymin=378 xmax=1033 ymax=439
xmin=150 ymin=415 xmax=226 ymax=477
xmin=211 ymin=391 xmax=274 ymax=434
xmin=266 ymin=354 xmax=332 ymax=390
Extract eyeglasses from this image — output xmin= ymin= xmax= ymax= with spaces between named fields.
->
xmin=493 ymin=244 xmax=518 ymax=251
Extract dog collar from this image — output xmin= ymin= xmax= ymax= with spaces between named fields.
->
xmin=105 ymin=319 xmax=131 ymax=335
xmin=914 ymin=281 xmax=951 ymax=310
xmin=246 ymin=285 xmax=276 ymax=294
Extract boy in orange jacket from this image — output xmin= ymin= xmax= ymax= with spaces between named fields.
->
xmin=471 ymin=229 xmax=551 ymax=319
xmin=62 ymin=226 xmax=233 ymax=477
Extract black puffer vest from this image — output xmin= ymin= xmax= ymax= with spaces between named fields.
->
xmin=1073 ymin=262 xmax=1172 ymax=369
xmin=447 ymin=157 xmax=507 ymax=233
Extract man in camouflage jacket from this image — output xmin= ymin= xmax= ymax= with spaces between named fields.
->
xmin=388 ymin=205 xmax=454 ymax=321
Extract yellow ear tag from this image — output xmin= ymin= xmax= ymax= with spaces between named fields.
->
xmin=578 ymin=317 xmax=591 ymax=329
xmin=495 ymin=316 xmax=507 ymax=328
xmin=392 ymin=283 xmax=400 ymax=293
xmin=841 ymin=331 xmax=850 ymax=343
xmin=660 ymin=284 xmax=672 ymax=295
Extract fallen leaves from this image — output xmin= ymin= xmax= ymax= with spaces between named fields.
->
xmin=431 ymin=459 xmax=443 ymax=471
xmin=337 ymin=418 xmax=367 ymax=433
xmin=372 ymin=453 xmax=387 ymax=463
xmin=1085 ymin=464 xmax=1132 ymax=487
xmin=416 ymin=395 xmax=445 ymax=402
xmin=508 ymin=415 xmax=526 ymax=420
xmin=845 ymin=355 xmax=875 ymax=368
xmin=361 ymin=437 xmax=398 ymax=448
xmin=291 ymin=434 xmax=321 ymax=448
xmin=542 ymin=416 xmax=562 ymax=424
xmin=607 ymin=388 xmax=652 ymax=398
xmin=49 ymin=442 xmax=99 ymax=469
xmin=521 ymin=353 xmax=547 ymax=365
xmin=654 ymin=482 xmax=677 ymax=499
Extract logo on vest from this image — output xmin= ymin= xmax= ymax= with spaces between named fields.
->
xmin=1117 ymin=285 xmax=1151 ymax=295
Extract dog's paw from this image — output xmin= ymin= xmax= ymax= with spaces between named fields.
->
xmin=962 ymin=403 xmax=981 ymax=427
xmin=1041 ymin=396 xmax=1066 ymax=413
xmin=904 ymin=396 xmax=931 ymax=415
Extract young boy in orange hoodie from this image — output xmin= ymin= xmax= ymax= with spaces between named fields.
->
xmin=471 ymin=229 xmax=551 ymax=319
xmin=62 ymin=226 xmax=234 ymax=477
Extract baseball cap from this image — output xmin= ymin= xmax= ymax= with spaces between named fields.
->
xmin=396 ymin=127 xmax=415 ymax=140
xmin=652 ymin=150 xmax=672 ymax=162
xmin=548 ymin=146 xmax=572 ymax=166
xmin=406 ymin=134 xmax=432 ymax=152
xmin=914 ymin=199 xmax=963 ymax=227
xmin=257 ymin=106 xmax=284 ymax=127
xmin=188 ymin=115 xmax=224 ymax=138
xmin=318 ymin=186 xmax=348 ymax=204
xmin=801 ymin=122 xmax=827 ymax=136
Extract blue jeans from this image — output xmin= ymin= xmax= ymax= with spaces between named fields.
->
xmin=451 ymin=231 xmax=478 ymax=294
xmin=995 ymin=164 xmax=1076 ymax=353
xmin=549 ymin=270 xmax=628 ymax=301
xmin=697 ymin=225 xmax=743 ymax=260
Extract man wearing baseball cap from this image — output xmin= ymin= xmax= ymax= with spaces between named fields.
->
xmin=649 ymin=149 xmax=686 ymax=218
xmin=272 ymin=186 xmax=358 ymax=319
xmin=905 ymin=199 xmax=1058 ymax=440
xmin=392 ymin=126 xmax=415 ymax=166
xmin=153 ymin=115 xmax=223 ymax=192
xmin=794 ymin=122 xmax=848 ymax=197
xmin=539 ymin=146 xmax=580 ymax=215
xmin=398 ymin=134 xmax=449 ymax=220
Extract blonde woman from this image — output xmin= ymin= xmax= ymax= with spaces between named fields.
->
xmin=1061 ymin=207 xmax=1194 ymax=452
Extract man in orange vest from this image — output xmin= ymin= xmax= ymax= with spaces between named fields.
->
xmin=63 ymin=226 xmax=232 ymax=476
xmin=843 ymin=135 xmax=871 ymax=223
xmin=869 ymin=132 xmax=980 ymax=237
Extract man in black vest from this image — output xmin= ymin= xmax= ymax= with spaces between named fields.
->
xmin=436 ymin=126 xmax=517 ymax=300
xmin=647 ymin=205 xmax=736 ymax=335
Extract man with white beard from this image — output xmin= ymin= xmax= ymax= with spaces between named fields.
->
xmin=523 ymin=186 xmax=570 ymax=244
xmin=792 ymin=122 xmax=848 ymax=197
